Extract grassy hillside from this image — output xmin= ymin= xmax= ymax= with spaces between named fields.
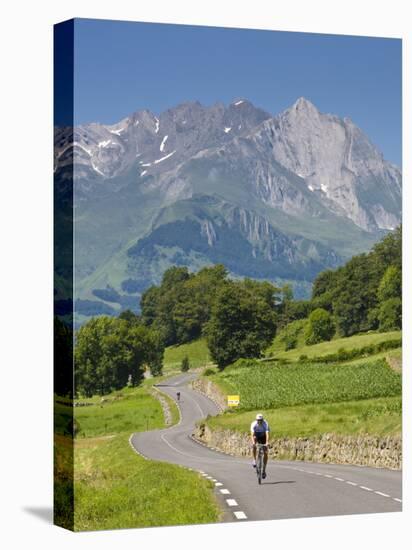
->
xmin=266 ymin=330 xmax=401 ymax=361
xmin=203 ymin=330 xmax=402 ymax=442
xmin=163 ymin=338 xmax=212 ymax=372
xmin=74 ymin=383 xmax=176 ymax=438
xmin=208 ymin=358 xmax=401 ymax=411
xmin=207 ymin=396 xmax=401 ymax=438
xmin=55 ymin=381 xmax=221 ymax=530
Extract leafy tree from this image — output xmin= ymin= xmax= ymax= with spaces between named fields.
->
xmin=312 ymin=270 xmax=338 ymax=298
xmin=378 ymin=298 xmax=402 ymax=332
xmin=74 ymin=316 xmax=164 ymax=396
xmin=141 ymin=264 xmax=228 ymax=346
xmin=118 ymin=309 xmax=141 ymax=325
xmin=54 ymin=317 xmax=73 ymax=397
xmin=377 ymin=265 xmax=401 ymax=303
xmin=304 ymin=308 xmax=335 ymax=345
xmin=205 ymin=280 xmax=277 ymax=368
xmin=310 ymin=227 xmax=401 ymax=336
xmin=181 ymin=356 xmax=190 ymax=372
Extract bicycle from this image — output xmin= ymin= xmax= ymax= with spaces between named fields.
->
xmin=255 ymin=443 xmax=268 ymax=485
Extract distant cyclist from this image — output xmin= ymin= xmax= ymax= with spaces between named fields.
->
xmin=176 ymin=391 xmax=181 ymax=401
xmin=251 ymin=413 xmax=270 ymax=479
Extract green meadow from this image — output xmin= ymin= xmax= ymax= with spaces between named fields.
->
xmin=54 ymin=382 xmax=221 ymax=531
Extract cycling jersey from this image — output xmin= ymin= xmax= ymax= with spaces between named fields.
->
xmin=251 ymin=420 xmax=270 ymax=443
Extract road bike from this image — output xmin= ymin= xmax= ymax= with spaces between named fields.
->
xmin=255 ymin=443 xmax=268 ymax=485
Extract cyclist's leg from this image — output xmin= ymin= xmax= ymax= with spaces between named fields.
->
xmin=263 ymin=447 xmax=268 ymax=472
xmin=252 ymin=436 xmax=257 ymax=465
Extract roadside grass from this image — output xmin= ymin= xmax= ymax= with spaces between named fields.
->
xmin=206 ymin=396 xmax=401 ymax=438
xmin=266 ymin=330 xmax=401 ymax=361
xmin=64 ymin=378 xmax=219 ymax=530
xmin=163 ymin=338 xmax=212 ymax=373
xmin=74 ymin=433 xmax=220 ymax=531
xmin=74 ymin=390 xmax=165 ymax=438
xmin=208 ymin=358 xmax=401 ymax=410
xmin=54 ymin=434 xmax=74 ymax=530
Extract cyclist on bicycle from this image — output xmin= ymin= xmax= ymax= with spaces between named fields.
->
xmin=251 ymin=413 xmax=270 ymax=479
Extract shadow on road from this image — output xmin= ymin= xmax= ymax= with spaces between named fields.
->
xmin=261 ymin=481 xmax=296 ymax=485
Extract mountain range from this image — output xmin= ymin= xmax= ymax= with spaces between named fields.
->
xmin=54 ymin=97 xmax=402 ymax=321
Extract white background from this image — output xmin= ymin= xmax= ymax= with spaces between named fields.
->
xmin=0 ymin=1 xmax=410 ymax=548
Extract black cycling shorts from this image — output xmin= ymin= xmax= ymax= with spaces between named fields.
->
xmin=253 ymin=433 xmax=267 ymax=444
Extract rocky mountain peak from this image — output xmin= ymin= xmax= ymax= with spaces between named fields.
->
xmin=291 ymin=96 xmax=320 ymax=115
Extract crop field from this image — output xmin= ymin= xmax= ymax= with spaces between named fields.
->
xmin=209 ymin=358 xmax=401 ymax=411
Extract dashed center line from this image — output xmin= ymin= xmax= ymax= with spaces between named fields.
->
xmin=290 ymin=467 xmax=400 ymax=504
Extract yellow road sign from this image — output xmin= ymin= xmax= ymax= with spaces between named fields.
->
xmin=227 ymin=395 xmax=240 ymax=407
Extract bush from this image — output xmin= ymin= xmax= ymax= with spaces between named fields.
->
xmin=181 ymin=356 xmax=190 ymax=372
xmin=305 ymin=338 xmax=402 ymax=364
xmin=282 ymin=319 xmax=307 ymax=350
xmin=304 ymin=308 xmax=335 ymax=345
xmin=203 ymin=368 xmax=215 ymax=376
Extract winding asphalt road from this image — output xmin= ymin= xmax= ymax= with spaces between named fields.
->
xmin=130 ymin=373 xmax=402 ymax=522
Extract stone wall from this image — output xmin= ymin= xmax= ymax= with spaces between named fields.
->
xmin=195 ymin=424 xmax=402 ymax=470
xmin=190 ymin=377 xmax=227 ymax=411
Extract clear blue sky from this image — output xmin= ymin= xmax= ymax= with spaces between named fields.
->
xmin=70 ymin=18 xmax=402 ymax=166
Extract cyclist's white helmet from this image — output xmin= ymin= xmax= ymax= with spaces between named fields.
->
xmin=256 ymin=413 xmax=264 ymax=420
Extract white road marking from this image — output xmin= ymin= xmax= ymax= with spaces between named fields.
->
xmin=393 ymin=498 xmax=402 ymax=503
xmin=183 ymin=391 xmax=206 ymax=417
xmin=360 ymin=486 xmax=373 ymax=491
xmin=220 ymin=489 xmax=231 ymax=495
xmin=215 ymin=482 xmax=223 ymax=487
xmin=375 ymin=491 xmax=390 ymax=498
xmin=234 ymin=511 xmax=247 ymax=520
xmin=347 ymin=481 xmax=358 ymax=486
xmin=226 ymin=499 xmax=238 ymax=507
xmin=335 ymin=477 xmax=344 ymax=481
xmin=201 ymin=473 xmax=208 ymax=477
xmin=324 ymin=474 xmax=333 ymax=478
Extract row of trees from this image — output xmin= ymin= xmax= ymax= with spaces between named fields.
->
xmin=309 ymin=226 xmax=401 ymax=337
xmin=65 ymin=226 xmax=401 ymax=395
xmin=140 ymin=264 xmax=230 ymax=346
xmin=273 ymin=227 xmax=402 ymax=350
xmin=140 ymin=227 xmax=401 ymax=363
xmin=74 ymin=312 xmax=163 ymax=397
